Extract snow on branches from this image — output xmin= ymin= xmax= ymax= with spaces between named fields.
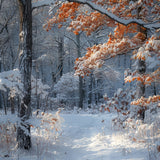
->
xmin=74 ymin=32 xmax=145 ymax=77
xmin=45 ymin=0 xmax=160 ymax=32
xmin=0 ymin=69 xmax=50 ymax=99
xmin=131 ymin=95 xmax=160 ymax=107
xmin=53 ymin=72 xmax=79 ymax=103
xmin=0 ymin=69 xmax=22 ymax=97
xmin=44 ymin=0 xmax=160 ymax=76
xmin=45 ymin=0 xmax=160 ymax=106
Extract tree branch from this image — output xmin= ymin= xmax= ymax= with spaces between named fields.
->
xmin=67 ymin=0 xmax=160 ymax=30
xmin=32 ymin=0 xmax=57 ymax=11
xmin=0 ymin=13 xmax=15 ymax=34
xmin=32 ymin=0 xmax=160 ymax=30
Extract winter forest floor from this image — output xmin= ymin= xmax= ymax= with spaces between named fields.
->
xmin=50 ymin=113 xmax=148 ymax=160
xmin=0 ymin=111 xmax=151 ymax=160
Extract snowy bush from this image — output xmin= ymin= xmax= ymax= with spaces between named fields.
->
xmin=53 ymin=72 xmax=79 ymax=107
xmin=0 ymin=69 xmax=50 ymax=112
xmin=0 ymin=113 xmax=18 ymax=154
xmin=101 ymin=88 xmax=135 ymax=114
xmin=0 ymin=110 xmax=63 ymax=158
xmin=0 ymin=69 xmax=22 ymax=97
xmin=123 ymin=106 xmax=160 ymax=160
xmin=30 ymin=109 xmax=64 ymax=156
xmin=0 ymin=69 xmax=50 ymax=99
xmin=99 ymin=88 xmax=135 ymax=130
xmin=31 ymin=76 xmax=50 ymax=100
xmin=31 ymin=109 xmax=63 ymax=140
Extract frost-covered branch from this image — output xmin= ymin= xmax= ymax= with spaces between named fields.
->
xmin=32 ymin=0 xmax=52 ymax=8
xmin=67 ymin=0 xmax=160 ymax=30
xmin=32 ymin=0 xmax=61 ymax=10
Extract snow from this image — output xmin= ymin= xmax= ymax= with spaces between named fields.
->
xmin=54 ymin=113 xmax=147 ymax=160
xmin=0 ymin=112 xmax=149 ymax=160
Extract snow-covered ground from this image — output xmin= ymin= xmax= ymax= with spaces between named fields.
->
xmin=51 ymin=113 xmax=148 ymax=160
xmin=0 ymin=112 xmax=149 ymax=160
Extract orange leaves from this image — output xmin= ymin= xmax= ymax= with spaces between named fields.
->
xmin=136 ymin=77 xmax=143 ymax=82
xmin=70 ymin=15 xmax=75 ymax=20
xmin=58 ymin=24 xmax=62 ymax=28
xmin=132 ymin=35 xmax=160 ymax=61
xmin=45 ymin=0 xmax=159 ymax=38
xmin=105 ymin=107 xmax=110 ymax=112
xmin=73 ymin=31 xmax=79 ymax=35
xmin=70 ymin=11 xmax=110 ymax=36
xmin=144 ymin=68 xmax=160 ymax=84
xmin=125 ymin=75 xmax=143 ymax=84
xmin=114 ymin=24 xmax=127 ymax=39
xmin=109 ymin=0 xmax=118 ymax=3
xmin=45 ymin=1 xmax=114 ymax=34
xmin=74 ymin=28 xmax=157 ymax=77
xmin=133 ymin=32 xmax=146 ymax=42
xmin=125 ymin=67 xmax=160 ymax=86
xmin=75 ymin=35 xmax=144 ymax=76
xmin=59 ymin=2 xmax=80 ymax=14
xmin=44 ymin=0 xmax=160 ymax=85
xmin=131 ymin=95 xmax=160 ymax=107
xmin=44 ymin=2 xmax=80 ymax=31
xmin=145 ymin=77 xmax=152 ymax=82
xmin=132 ymin=137 xmax=137 ymax=142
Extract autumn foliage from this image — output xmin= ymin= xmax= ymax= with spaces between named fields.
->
xmin=46 ymin=0 xmax=160 ymax=106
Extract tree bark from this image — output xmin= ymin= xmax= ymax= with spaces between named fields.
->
xmin=58 ymin=37 xmax=64 ymax=78
xmin=10 ymin=97 xmax=15 ymax=114
xmin=17 ymin=0 xmax=32 ymax=150
xmin=76 ymin=34 xmax=83 ymax=108
xmin=0 ymin=56 xmax=2 ymax=109
xmin=88 ymin=73 xmax=93 ymax=107
xmin=76 ymin=34 xmax=83 ymax=109
xmin=136 ymin=5 xmax=147 ymax=120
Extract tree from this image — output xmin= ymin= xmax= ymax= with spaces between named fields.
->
xmin=45 ymin=0 xmax=160 ymax=112
xmin=0 ymin=0 xmax=19 ymax=112
xmin=53 ymin=72 xmax=79 ymax=108
xmin=76 ymin=34 xmax=84 ymax=108
xmin=17 ymin=0 xmax=32 ymax=149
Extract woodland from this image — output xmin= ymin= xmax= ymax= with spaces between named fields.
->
xmin=0 ymin=0 xmax=160 ymax=159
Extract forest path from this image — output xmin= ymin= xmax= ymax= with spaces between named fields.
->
xmin=1 ymin=113 xmax=148 ymax=160
xmin=49 ymin=113 xmax=147 ymax=160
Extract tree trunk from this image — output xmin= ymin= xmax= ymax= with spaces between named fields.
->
xmin=136 ymin=5 xmax=147 ymax=120
xmin=0 ymin=57 xmax=2 ymax=109
xmin=88 ymin=73 xmax=93 ymax=107
xmin=76 ymin=34 xmax=83 ymax=109
xmin=17 ymin=0 xmax=32 ymax=150
xmin=136 ymin=60 xmax=146 ymax=98
xmin=10 ymin=97 xmax=15 ymax=114
xmin=79 ymin=76 xmax=83 ymax=108
xmin=58 ymin=37 xmax=64 ymax=78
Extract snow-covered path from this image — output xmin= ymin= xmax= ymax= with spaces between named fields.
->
xmin=1 ymin=113 xmax=148 ymax=160
xmin=49 ymin=113 xmax=147 ymax=160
